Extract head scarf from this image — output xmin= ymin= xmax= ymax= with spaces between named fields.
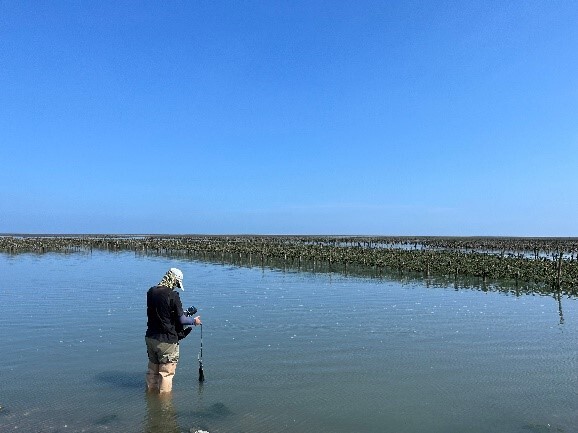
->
xmin=158 ymin=268 xmax=184 ymax=290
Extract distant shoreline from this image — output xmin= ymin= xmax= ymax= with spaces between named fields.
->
xmin=1 ymin=233 xmax=577 ymax=240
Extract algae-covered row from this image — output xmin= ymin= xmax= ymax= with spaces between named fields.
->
xmin=1 ymin=235 xmax=577 ymax=295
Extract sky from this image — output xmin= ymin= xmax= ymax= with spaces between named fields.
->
xmin=1 ymin=1 xmax=577 ymax=236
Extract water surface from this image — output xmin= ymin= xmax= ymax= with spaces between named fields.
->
xmin=0 ymin=251 xmax=576 ymax=433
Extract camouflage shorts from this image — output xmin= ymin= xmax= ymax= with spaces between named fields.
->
xmin=145 ymin=337 xmax=179 ymax=364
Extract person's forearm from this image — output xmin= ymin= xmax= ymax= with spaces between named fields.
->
xmin=179 ymin=314 xmax=196 ymax=325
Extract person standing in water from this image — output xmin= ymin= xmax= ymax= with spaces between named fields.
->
xmin=145 ymin=268 xmax=201 ymax=393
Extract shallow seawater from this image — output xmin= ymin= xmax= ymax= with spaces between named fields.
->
xmin=0 ymin=251 xmax=576 ymax=433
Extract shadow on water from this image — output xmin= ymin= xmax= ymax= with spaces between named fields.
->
xmin=187 ymin=401 xmax=233 ymax=433
xmin=93 ymin=413 xmax=119 ymax=425
xmin=191 ymin=402 xmax=233 ymax=420
xmin=143 ymin=392 xmax=232 ymax=433
xmin=95 ymin=371 xmax=143 ymax=389
xmin=93 ymin=371 xmax=234 ymax=432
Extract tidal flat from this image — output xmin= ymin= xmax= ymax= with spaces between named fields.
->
xmin=2 ymin=235 xmax=578 ymax=295
xmin=0 ymin=236 xmax=577 ymax=432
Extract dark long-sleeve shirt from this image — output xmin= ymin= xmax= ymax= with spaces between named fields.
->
xmin=145 ymin=285 xmax=191 ymax=343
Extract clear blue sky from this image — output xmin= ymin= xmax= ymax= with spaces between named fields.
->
xmin=1 ymin=1 xmax=577 ymax=236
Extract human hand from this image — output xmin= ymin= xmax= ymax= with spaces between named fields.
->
xmin=193 ymin=316 xmax=202 ymax=326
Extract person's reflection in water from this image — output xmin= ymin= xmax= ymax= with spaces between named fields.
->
xmin=144 ymin=392 xmax=180 ymax=433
